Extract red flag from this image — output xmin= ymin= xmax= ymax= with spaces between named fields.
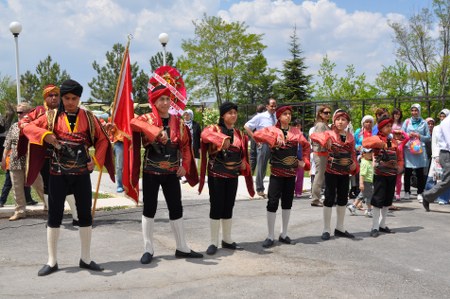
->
xmin=112 ymin=48 xmax=139 ymax=202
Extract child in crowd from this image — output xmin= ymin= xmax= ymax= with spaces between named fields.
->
xmin=347 ymin=148 xmax=374 ymax=217
xmin=310 ymin=109 xmax=359 ymax=241
xmin=363 ymin=115 xmax=404 ymax=237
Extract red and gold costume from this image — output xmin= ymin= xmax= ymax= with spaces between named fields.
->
xmin=253 ymin=125 xmax=311 ymax=177
xmin=199 ymin=124 xmax=254 ymax=196
xmin=24 ymin=109 xmax=114 ymax=179
xmin=310 ymin=129 xmax=359 ymax=176
xmin=130 ymin=112 xmax=198 ymax=182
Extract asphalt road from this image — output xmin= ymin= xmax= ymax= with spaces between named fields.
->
xmin=0 ymin=193 xmax=449 ymax=298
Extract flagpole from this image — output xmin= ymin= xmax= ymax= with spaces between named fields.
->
xmin=91 ymin=169 xmax=103 ymax=217
xmin=111 ymin=34 xmax=132 ymax=121
xmin=92 ymin=34 xmax=133 ymax=218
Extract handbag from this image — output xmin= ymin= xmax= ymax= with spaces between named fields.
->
xmin=409 ymin=138 xmax=423 ymax=155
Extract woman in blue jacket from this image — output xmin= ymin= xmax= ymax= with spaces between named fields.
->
xmin=401 ymin=103 xmax=431 ymax=202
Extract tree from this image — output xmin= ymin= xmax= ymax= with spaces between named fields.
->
xmin=235 ymin=51 xmax=277 ymax=104
xmin=433 ymin=0 xmax=450 ymax=96
xmin=88 ymin=43 xmax=148 ymax=106
xmin=375 ymin=60 xmax=420 ymax=97
xmin=149 ymin=51 xmax=175 ymax=72
xmin=314 ymin=55 xmax=338 ymax=100
xmin=277 ymin=26 xmax=312 ymax=102
xmin=389 ymin=8 xmax=436 ymax=96
xmin=179 ymin=14 xmax=266 ymax=106
xmin=20 ymin=55 xmax=71 ymax=106
xmin=0 ymin=74 xmax=19 ymax=129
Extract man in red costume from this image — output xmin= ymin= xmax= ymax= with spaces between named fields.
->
xmin=23 ymin=79 xmax=115 ymax=276
xmin=19 ymin=84 xmax=78 ymax=222
xmin=130 ymin=66 xmax=202 ymax=264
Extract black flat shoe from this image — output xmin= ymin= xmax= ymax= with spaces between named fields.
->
xmin=38 ymin=264 xmax=58 ymax=276
xmin=262 ymin=238 xmax=274 ymax=248
xmin=79 ymin=259 xmax=104 ymax=271
xmin=140 ymin=252 xmax=153 ymax=264
xmin=370 ymin=229 xmax=379 ymax=238
xmin=422 ymin=199 xmax=430 ymax=212
xmin=175 ymin=250 xmax=203 ymax=258
xmin=206 ymin=245 xmax=218 ymax=255
xmin=379 ymin=226 xmax=394 ymax=234
xmin=221 ymin=240 xmax=243 ymax=250
xmin=321 ymin=232 xmax=330 ymax=241
xmin=72 ymin=220 xmax=79 ymax=227
xmin=334 ymin=229 xmax=355 ymax=239
xmin=278 ymin=235 xmax=292 ymax=244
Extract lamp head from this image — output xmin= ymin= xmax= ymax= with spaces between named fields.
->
xmin=9 ymin=21 xmax=22 ymax=37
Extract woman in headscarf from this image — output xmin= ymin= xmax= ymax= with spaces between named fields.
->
xmin=23 ymin=79 xmax=115 ymax=276
xmin=130 ymin=66 xmax=202 ymax=264
xmin=253 ymin=106 xmax=310 ymax=248
xmin=199 ymin=102 xmax=254 ymax=255
xmin=401 ymin=103 xmax=431 ymax=202
xmin=425 ymin=109 xmax=450 ymax=205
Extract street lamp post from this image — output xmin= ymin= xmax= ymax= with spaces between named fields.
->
xmin=9 ymin=21 xmax=22 ymax=105
xmin=158 ymin=33 xmax=169 ymax=66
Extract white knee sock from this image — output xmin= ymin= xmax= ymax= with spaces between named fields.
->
xmin=372 ymin=207 xmax=381 ymax=230
xmin=170 ymin=218 xmax=191 ymax=253
xmin=65 ymin=194 xmax=78 ymax=221
xmin=379 ymin=206 xmax=389 ymax=228
xmin=267 ymin=212 xmax=276 ymax=240
xmin=210 ymin=219 xmax=220 ymax=246
xmin=323 ymin=206 xmax=332 ymax=233
xmin=79 ymin=226 xmax=92 ymax=264
xmin=280 ymin=209 xmax=291 ymax=238
xmin=142 ymin=216 xmax=154 ymax=255
xmin=43 ymin=194 xmax=49 ymax=211
xmin=47 ymin=227 xmax=60 ymax=267
xmin=221 ymin=219 xmax=233 ymax=244
xmin=336 ymin=205 xmax=346 ymax=232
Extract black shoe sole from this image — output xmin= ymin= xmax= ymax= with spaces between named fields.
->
xmin=175 ymin=250 xmax=203 ymax=258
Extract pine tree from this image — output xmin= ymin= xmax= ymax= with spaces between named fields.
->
xmin=278 ymin=26 xmax=312 ymax=103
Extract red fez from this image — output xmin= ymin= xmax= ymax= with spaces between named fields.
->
xmin=333 ymin=109 xmax=350 ymax=123
xmin=377 ymin=115 xmax=393 ymax=131
xmin=276 ymin=106 xmax=292 ymax=119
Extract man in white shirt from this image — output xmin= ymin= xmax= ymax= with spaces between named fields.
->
xmin=423 ymin=114 xmax=450 ymax=211
xmin=244 ymin=98 xmax=277 ymax=198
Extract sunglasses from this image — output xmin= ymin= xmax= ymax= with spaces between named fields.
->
xmin=17 ymin=111 xmax=24 ymax=114
xmin=322 ymin=111 xmax=331 ymax=115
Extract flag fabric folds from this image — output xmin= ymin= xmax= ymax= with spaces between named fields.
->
xmin=112 ymin=47 xmax=139 ymax=202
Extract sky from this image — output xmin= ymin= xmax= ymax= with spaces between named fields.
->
xmin=0 ymin=0 xmax=434 ymax=102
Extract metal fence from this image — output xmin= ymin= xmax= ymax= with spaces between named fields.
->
xmin=236 ymin=96 xmax=450 ymax=133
